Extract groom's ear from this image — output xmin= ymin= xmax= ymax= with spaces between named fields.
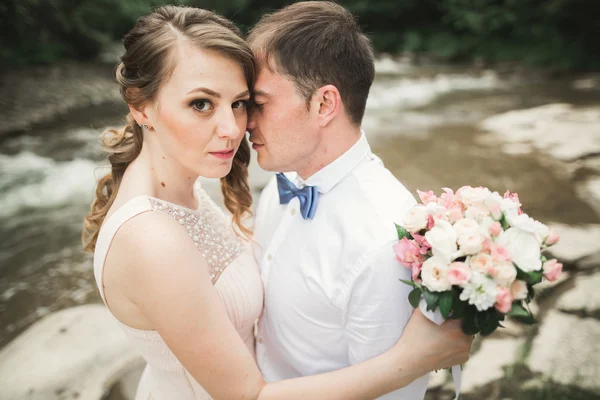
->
xmin=314 ymin=85 xmax=341 ymax=127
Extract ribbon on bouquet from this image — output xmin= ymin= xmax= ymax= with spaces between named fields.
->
xmin=419 ymin=299 xmax=462 ymax=400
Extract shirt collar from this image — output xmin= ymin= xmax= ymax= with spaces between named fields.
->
xmin=291 ymin=131 xmax=371 ymax=194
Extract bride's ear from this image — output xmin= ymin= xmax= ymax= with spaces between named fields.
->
xmin=127 ymin=88 xmax=153 ymax=129
xmin=314 ymin=85 xmax=341 ymax=127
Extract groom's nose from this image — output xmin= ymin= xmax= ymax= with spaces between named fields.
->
xmin=247 ymin=113 xmax=257 ymax=131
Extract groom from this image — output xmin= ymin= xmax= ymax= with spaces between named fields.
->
xmin=247 ymin=2 xmax=429 ymax=398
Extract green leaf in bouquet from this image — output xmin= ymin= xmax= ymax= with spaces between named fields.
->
xmin=526 ymin=283 xmax=535 ymax=302
xmin=449 ymin=289 xmax=467 ymax=319
xmin=528 ymin=271 xmax=544 ymax=285
xmin=408 ymin=288 xmax=422 ymax=309
xmin=479 ymin=309 xmax=501 ymax=336
xmin=423 ymin=288 xmax=440 ymax=312
xmin=507 ymin=303 xmax=537 ymax=325
xmin=399 ymin=279 xmax=421 ymax=289
xmin=439 ymin=291 xmax=453 ymax=320
xmin=500 ymin=214 xmax=509 ymax=230
xmin=515 ymin=266 xmax=544 ymax=285
xmin=461 ymin=307 xmax=481 ymax=335
xmin=395 ymin=223 xmax=413 ymax=240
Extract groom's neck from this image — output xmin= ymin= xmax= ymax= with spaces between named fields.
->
xmin=295 ymin=121 xmax=361 ymax=180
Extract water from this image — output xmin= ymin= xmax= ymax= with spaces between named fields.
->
xmin=1 ymin=63 xmax=599 ymax=349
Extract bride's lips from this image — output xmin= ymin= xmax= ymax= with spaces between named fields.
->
xmin=209 ymin=149 xmax=234 ymax=159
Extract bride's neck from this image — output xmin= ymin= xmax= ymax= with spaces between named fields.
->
xmin=127 ymin=141 xmax=199 ymax=210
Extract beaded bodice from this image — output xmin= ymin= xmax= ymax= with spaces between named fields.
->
xmin=149 ymin=188 xmax=244 ymax=283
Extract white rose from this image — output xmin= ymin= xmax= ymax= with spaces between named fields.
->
xmin=457 ymin=233 xmax=484 ymax=255
xmin=425 ymin=202 xmax=448 ymax=220
xmin=460 ymin=187 xmax=492 ymax=207
xmin=501 ymin=198 xmax=521 ymax=220
xmin=484 ymin=192 xmax=504 ymax=220
xmin=506 ymin=213 xmax=538 ymax=233
xmin=403 ymin=205 xmax=429 ymax=232
xmin=465 ymin=206 xmax=489 ymax=221
xmin=511 ymin=280 xmax=528 ymax=300
xmin=497 ymin=227 xmax=542 ymax=272
xmin=478 ymin=216 xmax=496 ymax=238
xmin=421 ymin=256 xmax=452 ymax=292
xmin=425 ymin=219 xmax=458 ymax=263
xmin=493 ymin=262 xmax=518 ymax=286
xmin=533 ymin=220 xmax=549 ymax=244
xmin=453 ymin=217 xmax=480 ymax=236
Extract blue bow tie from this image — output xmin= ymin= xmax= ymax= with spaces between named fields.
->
xmin=276 ymin=173 xmax=319 ymax=220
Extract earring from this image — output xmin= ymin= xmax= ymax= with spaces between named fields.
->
xmin=140 ymin=124 xmax=149 ymax=130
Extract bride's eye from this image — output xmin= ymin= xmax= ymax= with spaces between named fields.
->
xmin=191 ymin=99 xmax=214 ymax=112
xmin=232 ymin=100 xmax=249 ymax=109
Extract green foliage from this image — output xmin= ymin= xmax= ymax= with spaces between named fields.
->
xmin=395 ymin=223 xmax=412 ymax=240
xmin=2 ymin=0 xmax=598 ymax=70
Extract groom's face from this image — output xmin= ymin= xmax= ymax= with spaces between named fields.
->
xmin=247 ymin=60 xmax=320 ymax=173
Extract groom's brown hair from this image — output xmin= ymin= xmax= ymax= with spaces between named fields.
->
xmin=248 ymin=1 xmax=375 ymax=126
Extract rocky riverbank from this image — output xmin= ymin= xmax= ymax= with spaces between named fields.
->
xmin=0 ymin=62 xmax=122 ymax=137
xmin=1 ymin=58 xmax=599 ymax=399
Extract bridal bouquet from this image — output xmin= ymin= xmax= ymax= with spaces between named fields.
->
xmin=394 ymin=186 xmax=562 ymax=336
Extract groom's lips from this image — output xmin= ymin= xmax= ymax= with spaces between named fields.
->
xmin=250 ymin=138 xmax=264 ymax=150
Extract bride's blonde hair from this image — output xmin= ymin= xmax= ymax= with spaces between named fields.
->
xmin=82 ymin=5 xmax=255 ymax=252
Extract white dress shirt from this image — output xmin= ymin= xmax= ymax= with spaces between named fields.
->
xmin=253 ymin=133 xmax=429 ymax=399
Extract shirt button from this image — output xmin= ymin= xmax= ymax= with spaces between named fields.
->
xmin=267 ymin=254 xmax=273 ymax=261
xmin=258 ymin=337 xmax=263 ymax=343
xmin=290 ymin=208 xmax=297 ymax=216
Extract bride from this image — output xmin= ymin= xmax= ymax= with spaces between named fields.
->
xmin=83 ymin=5 xmax=471 ymax=399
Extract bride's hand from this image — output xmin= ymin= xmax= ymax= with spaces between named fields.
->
xmin=395 ymin=308 xmax=473 ymax=375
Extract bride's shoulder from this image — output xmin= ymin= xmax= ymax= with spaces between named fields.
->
xmin=111 ymin=207 xmax=201 ymax=266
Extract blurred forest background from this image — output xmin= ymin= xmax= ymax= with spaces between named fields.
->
xmin=2 ymin=0 xmax=599 ymax=71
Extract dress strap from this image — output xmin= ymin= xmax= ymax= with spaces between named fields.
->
xmin=93 ymin=196 xmax=153 ymax=303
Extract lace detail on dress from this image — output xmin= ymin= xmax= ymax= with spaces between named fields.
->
xmin=149 ymin=192 xmax=244 ymax=283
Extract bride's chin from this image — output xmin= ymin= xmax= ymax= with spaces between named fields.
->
xmin=197 ymin=163 xmax=234 ymax=180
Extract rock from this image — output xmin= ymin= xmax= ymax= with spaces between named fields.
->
xmin=579 ymin=251 xmax=600 ymax=270
xmin=0 ymin=305 xmax=142 ymax=400
xmin=528 ymin=310 xmax=600 ymax=393
xmin=428 ymin=369 xmax=450 ymax=390
xmin=546 ymin=224 xmax=600 ymax=264
xmin=110 ymin=361 xmax=146 ymax=400
xmin=479 ymin=104 xmax=600 ymax=161
xmin=461 ymin=338 xmax=524 ymax=393
xmin=576 ymin=177 xmax=600 ymax=218
xmin=556 ymin=271 xmax=600 ymax=314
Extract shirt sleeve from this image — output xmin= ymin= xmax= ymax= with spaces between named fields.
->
xmin=343 ymin=240 xmax=430 ymax=399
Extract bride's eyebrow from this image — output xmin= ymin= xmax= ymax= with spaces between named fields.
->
xmin=186 ymin=87 xmax=221 ymax=97
xmin=185 ymin=87 xmax=250 ymax=99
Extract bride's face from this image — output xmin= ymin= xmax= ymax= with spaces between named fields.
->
xmin=144 ymin=41 xmax=250 ymax=179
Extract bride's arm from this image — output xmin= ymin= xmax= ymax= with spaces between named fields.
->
xmin=122 ymin=211 xmax=470 ymax=400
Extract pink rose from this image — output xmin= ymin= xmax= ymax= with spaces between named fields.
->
xmin=447 ymin=262 xmax=472 ymax=286
xmin=490 ymin=243 xmax=512 ymax=263
xmin=545 ymin=230 xmax=560 ymax=246
xmin=411 ymin=263 xmax=423 ymax=280
xmin=417 ymin=189 xmax=438 ymax=205
xmin=495 ymin=286 xmax=513 ymax=313
xmin=511 ymin=280 xmax=528 ymax=300
xmin=393 ymin=238 xmax=423 ymax=266
xmin=489 ymin=222 xmax=503 ymax=237
xmin=503 ymin=190 xmax=523 ymax=215
xmin=412 ymin=233 xmax=431 ymax=255
xmin=542 ymin=259 xmax=563 ymax=282
xmin=427 ymin=214 xmax=435 ymax=230
xmin=447 ymin=206 xmax=464 ymax=223
xmin=469 ymin=253 xmax=494 ymax=274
